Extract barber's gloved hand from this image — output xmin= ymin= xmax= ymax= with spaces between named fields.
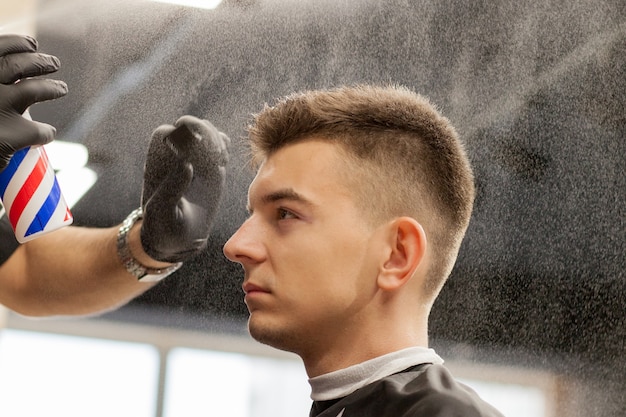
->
xmin=0 ymin=34 xmax=68 ymax=171
xmin=141 ymin=115 xmax=230 ymax=263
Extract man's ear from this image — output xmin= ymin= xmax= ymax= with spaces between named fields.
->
xmin=377 ymin=217 xmax=427 ymax=291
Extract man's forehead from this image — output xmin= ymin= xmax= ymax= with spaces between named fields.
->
xmin=245 ymin=140 xmax=352 ymax=207
xmin=247 ymin=160 xmax=310 ymax=200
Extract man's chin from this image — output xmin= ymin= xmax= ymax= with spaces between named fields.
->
xmin=247 ymin=317 xmax=297 ymax=353
xmin=247 ymin=317 xmax=275 ymax=345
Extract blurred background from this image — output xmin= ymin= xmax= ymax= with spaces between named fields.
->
xmin=0 ymin=0 xmax=624 ymax=416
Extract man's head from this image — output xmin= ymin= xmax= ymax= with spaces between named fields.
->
xmin=223 ymin=85 xmax=474 ymax=368
xmin=246 ymin=84 xmax=475 ymax=300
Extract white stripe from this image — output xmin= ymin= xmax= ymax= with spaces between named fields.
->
xmin=1 ymin=148 xmax=40 ymax=210
xmin=12 ymin=192 xmax=72 ymax=244
xmin=13 ymin=163 xmax=56 ymax=241
xmin=17 ymin=195 xmax=72 ymax=243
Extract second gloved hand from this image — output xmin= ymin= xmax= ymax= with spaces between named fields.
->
xmin=140 ymin=115 xmax=229 ymax=263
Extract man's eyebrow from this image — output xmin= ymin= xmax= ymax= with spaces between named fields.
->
xmin=247 ymin=188 xmax=313 ymax=213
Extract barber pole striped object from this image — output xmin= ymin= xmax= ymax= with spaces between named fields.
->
xmin=0 ymin=146 xmax=73 ymax=243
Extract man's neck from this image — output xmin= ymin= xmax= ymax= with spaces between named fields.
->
xmin=301 ymin=332 xmax=428 ymax=378
xmin=308 ymin=346 xmax=443 ymax=401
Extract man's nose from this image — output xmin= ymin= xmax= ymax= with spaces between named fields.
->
xmin=223 ymin=218 xmax=264 ymax=265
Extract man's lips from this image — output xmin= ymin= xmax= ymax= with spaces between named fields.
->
xmin=242 ymin=282 xmax=270 ymax=295
xmin=242 ymin=282 xmax=271 ymax=310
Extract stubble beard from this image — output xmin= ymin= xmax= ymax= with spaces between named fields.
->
xmin=247 ymin=315 xmax=302 ymax=355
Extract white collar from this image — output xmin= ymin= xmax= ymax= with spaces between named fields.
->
xmin=308 ymin=346 xmax=443 ymax=401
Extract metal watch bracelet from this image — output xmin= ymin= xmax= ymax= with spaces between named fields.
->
xmin=117 ymin=207 xmax=182 ymax=282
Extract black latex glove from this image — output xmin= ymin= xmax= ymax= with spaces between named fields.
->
xmin=141 ymin=115 xmax=230 ymax=263
xmin=0 ymin=34 xmax=68 ymax=172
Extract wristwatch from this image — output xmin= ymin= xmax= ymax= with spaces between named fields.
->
xmin=117 ymin=207 xmax=183 ymax=282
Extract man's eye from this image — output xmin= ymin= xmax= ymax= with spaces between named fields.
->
xmin=277 ymin=208 xmax=297 ymax=220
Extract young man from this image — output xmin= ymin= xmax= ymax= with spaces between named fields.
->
xmin=0 ymin=34 xmax=229 ymax=317
xmin=223 ymin=85 xmax=503 ymax=416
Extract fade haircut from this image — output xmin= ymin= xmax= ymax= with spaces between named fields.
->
xmin=247 ymin=84 xmax=475 ymax=300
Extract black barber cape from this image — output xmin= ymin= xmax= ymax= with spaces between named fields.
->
xmin=310 ymin=363 xmax=504 ymax=417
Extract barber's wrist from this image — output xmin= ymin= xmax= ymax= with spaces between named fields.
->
xmin=117 ymin=208 xmax=182 ymax=282
xmin=127 ymin=219 xmax=177 ymax=270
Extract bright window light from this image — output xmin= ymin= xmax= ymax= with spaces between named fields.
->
xmin=45 ymin=140 xmax=98 ymax=208
xmin=0 ymin=329 xmax=160 ymax=417
xmin=45 ymin=140 xmax=89 ymax=170
xmin=164 ymin=348 xmax=311 ymax=417
xmin=149 ymin=0 xmax=223 ymax=9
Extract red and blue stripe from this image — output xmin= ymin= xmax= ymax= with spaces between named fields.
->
xmin=0 ymin=147 xmax=72 ymax=240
